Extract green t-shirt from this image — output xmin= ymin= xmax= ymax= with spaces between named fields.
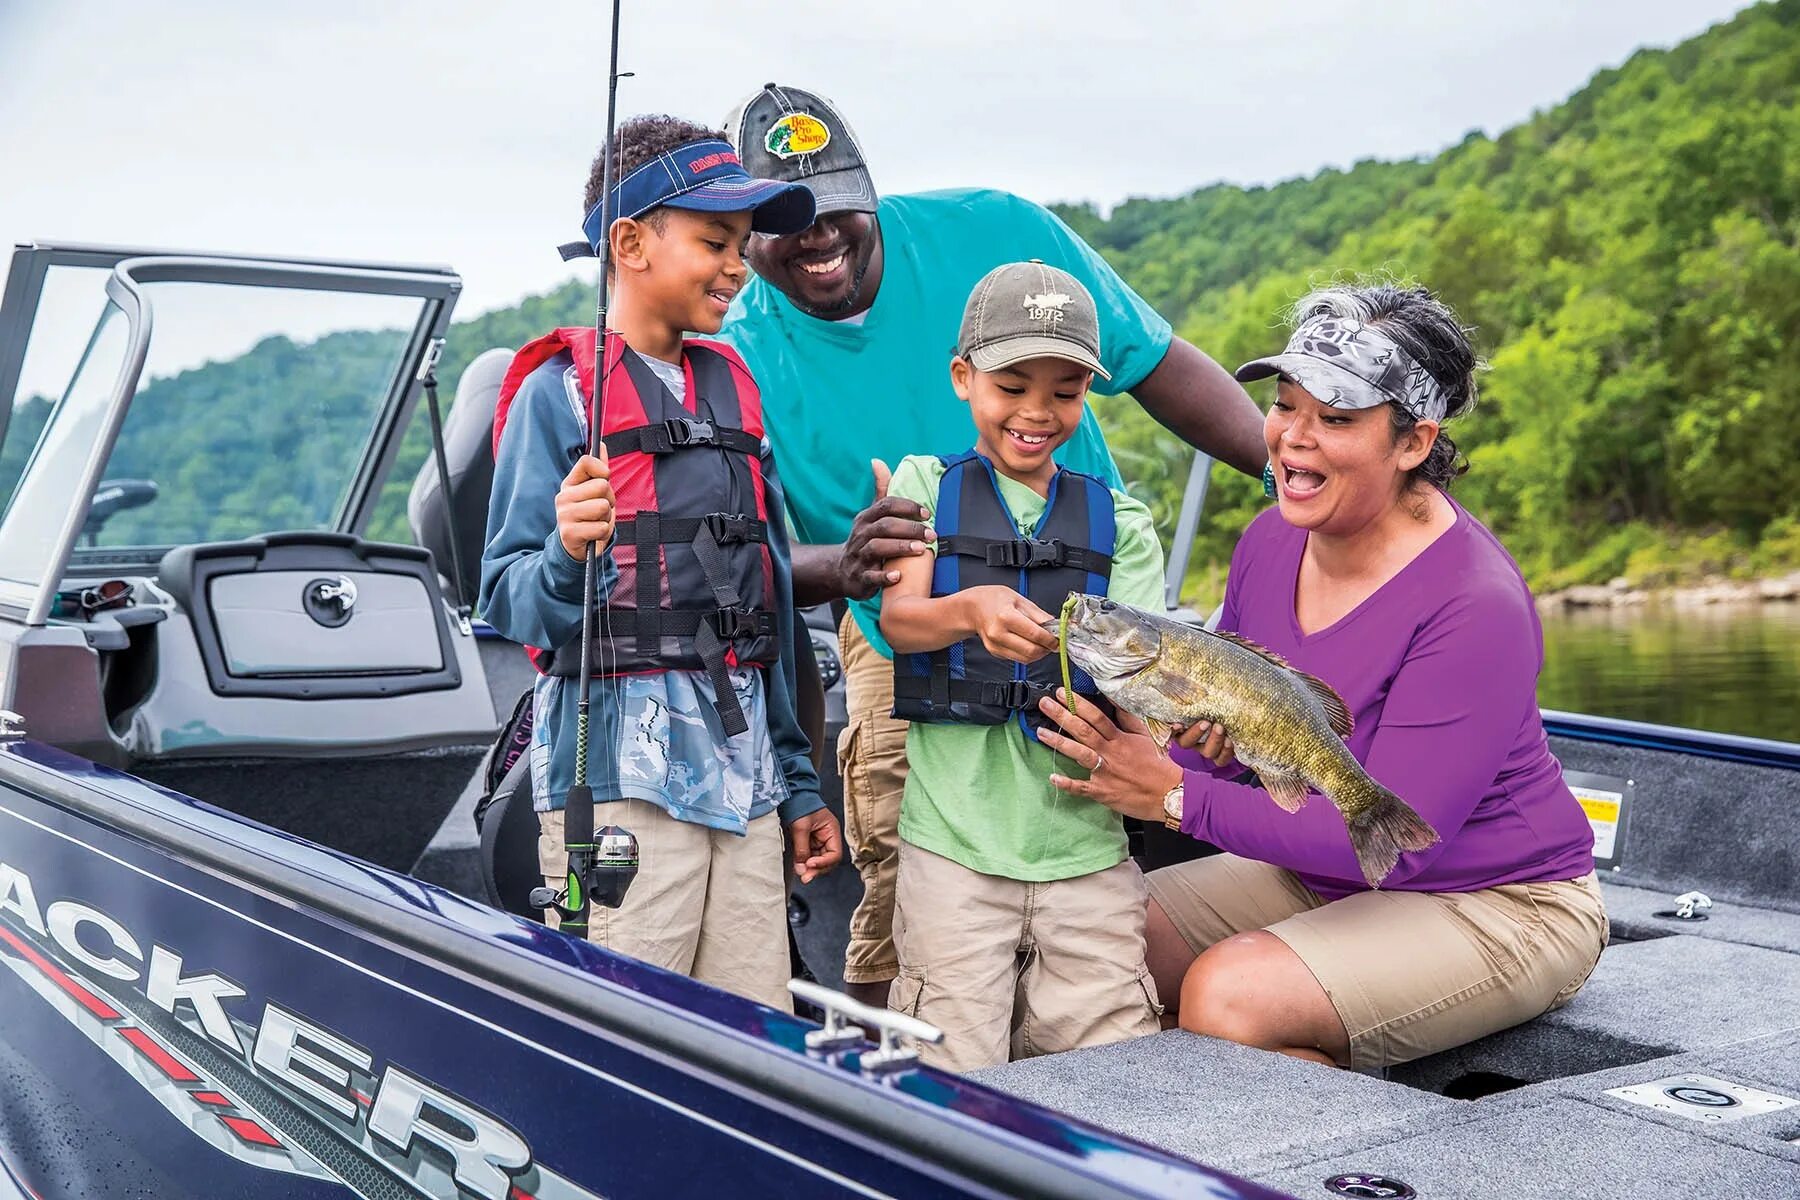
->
xmin=715 ymin=188 xmax=1174 ymax=658
xmin=883 ymin=455 xmax=1167 ymax=882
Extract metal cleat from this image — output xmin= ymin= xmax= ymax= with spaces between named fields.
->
xmin=1656 ymin=890 xmax=1713 ymax=921
xmin=787 ymin=979 xmax=944 ymax=1073
xmin=788 ymin=979 xmax=867 ymax=1052
xmin=0 ymin=711 xmax=23 ymax=741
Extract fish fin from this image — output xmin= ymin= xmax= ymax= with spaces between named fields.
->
xmin=1261 ymin=772 xmax=1310 ymax=814
xmin=1295 ymin=670 xmax=1354 ymax=738
xmin=1343 ymin=786 xmax=1440 ymax=888
xmin=1144 ymin=717 xmax=1174 ymax=751
xmin=1208 ymin=629 xmax=1295 ymax=670
xmin=1207 ymin=630 xmax=1353 ymax=738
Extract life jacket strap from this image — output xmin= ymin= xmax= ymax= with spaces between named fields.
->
xmin=893 ymin=673 xmax=1054 ymax=712
xmin=611 ymin=513 xmax=768 ymax=547
xmin=937 ymin=534 xmax=1113 ymax=574
xmin=593 ymin=607 xmax=775 ymax=739
xmin=603 ymin=417 xmax=762 ymax=458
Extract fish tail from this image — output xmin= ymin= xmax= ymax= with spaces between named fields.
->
xmin=1343 ymin=784 xmax=1439 ymax=889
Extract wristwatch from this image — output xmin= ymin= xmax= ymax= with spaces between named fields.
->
xmin=1161 ymin=782 xmax=1185 ymax=831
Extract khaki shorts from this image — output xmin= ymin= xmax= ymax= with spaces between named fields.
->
xmin=1146 ymin=854 xmax=1608 ymax=1071
xmin=835 ymin=613 xmax=909 ymax=985
xmin=539 ymin=804 xmax=791 ymax=1012
xmin=892 ymin=842 xmax=1163 ymax=1073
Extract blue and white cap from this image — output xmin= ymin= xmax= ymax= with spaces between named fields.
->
xmin=1235 ymin=316 xmax=1448 ymax=423
xmin=563 ymin=137 xmax=817 ymax=260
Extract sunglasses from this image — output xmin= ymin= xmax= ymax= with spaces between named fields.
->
xmin=52 ymin=578 xmax=136 ymax=619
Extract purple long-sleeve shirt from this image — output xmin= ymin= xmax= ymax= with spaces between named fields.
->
xmin=1175 ymin=501 xmax=1595 ymax=899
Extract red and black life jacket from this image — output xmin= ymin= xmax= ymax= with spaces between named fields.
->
xmin=892 ymin=450 xmax=1116 ymax=741
xmin=493 ymin=328 xmax=778 ymax=736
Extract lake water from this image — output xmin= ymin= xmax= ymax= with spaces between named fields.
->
xmin=1537 ymin=602 xmax=1800 ymax=744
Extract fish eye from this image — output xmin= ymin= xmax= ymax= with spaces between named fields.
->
xmin=1098 ymin=600 xmax=1117 ymax=613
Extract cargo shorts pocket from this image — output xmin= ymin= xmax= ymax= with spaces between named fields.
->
xmin=890 ymin=964 xmax=927 ymax=1019
xmin=1135 ymin=965 xmax=1166 ymax=1020
xmin=836 ymin=718 xmax=877 ymax=868
xmin=1438 ymin=888 xmax=1532 ymax=976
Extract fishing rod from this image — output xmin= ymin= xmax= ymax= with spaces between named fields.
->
xmin=530 ymin=0 xmax=639 ymax=931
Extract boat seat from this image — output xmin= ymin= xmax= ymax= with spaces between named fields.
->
xmin=970 ymin=1030 xmax=1461 ymax=1179
xmin=409 ymin=346 xmax=512 ymax=607
xmin=1392 ymin=930 xmax=1800 ymax=1093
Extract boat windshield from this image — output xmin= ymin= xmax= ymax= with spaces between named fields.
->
xmin=0 ymin=277 xmax=429 ymax=591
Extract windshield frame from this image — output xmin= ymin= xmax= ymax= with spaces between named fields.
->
xmin=0 ymin=245 xmax=460 ymax=625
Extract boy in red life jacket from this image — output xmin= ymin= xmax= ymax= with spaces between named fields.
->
xmin=878 ymin=263 xmax=1168 ymax=1069
xmin=479 ymin=115 xmax=841 ymax=1010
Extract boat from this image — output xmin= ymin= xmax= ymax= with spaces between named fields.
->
xmin=1 ymin=241 xmax=1796 ymax=1199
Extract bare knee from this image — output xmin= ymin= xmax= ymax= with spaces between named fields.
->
xmin=1177 ymin=934 xmax=1273 ymax=1045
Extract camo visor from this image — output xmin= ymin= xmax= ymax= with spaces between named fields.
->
xmin=1235 ymin=316 xmax=1448 ymax=422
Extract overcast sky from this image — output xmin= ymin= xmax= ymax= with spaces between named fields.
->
xmin=0 ymin=1 xmax=1752 ymax=320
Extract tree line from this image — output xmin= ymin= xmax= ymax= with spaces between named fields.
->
xmin=5 ymin=1 xmax=1794 ymax=602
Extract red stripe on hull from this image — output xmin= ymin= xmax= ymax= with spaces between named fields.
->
xmin=0 ymin=923 xmax=123 ymax=1021
xmin=219 ymin=1115 xmax=283 ymax=1148
xmin=118 ymin=1027 xmax=202 ymax=1083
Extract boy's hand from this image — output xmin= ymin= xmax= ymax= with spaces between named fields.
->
xmin=787 ymin=808 xmax=842 ymax=884
xmin=837 ymin=459 xmax=933 ymax=600
xmin=1175 ymin=720 xmax=1237 ymax=770
xmin=961 ymin=586 xmax=1058 ymax=663
xmin=556 ymin=452 xmax=614 ymax=561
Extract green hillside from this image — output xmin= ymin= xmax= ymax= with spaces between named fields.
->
xmin=1060 ymin=0 xmax=1800 ymax=598
xmin=380 ymin=0 xmax=1798 ymax=597
xmin=9 ymin=2 xmax=1795 ymax=603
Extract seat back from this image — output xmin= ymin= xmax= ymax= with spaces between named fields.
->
xmin=409 ymin=347 xmax=512 ymax=606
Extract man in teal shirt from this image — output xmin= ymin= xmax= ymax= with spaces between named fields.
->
xmin=718 ymin=83 xmax=1265 ymax=1006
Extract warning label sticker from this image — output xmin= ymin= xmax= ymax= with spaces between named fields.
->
xmin=1572 ymin=785 xmax=1623 ymax=861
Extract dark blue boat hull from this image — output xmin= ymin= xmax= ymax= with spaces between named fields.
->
xmin=0 ymin=741 xmax=1280 ymax=1200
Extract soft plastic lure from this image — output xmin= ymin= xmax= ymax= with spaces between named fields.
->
xmin=1058 ymin=592 xmax=1077 ymax=709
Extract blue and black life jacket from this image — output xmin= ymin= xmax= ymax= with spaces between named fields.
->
xmin=891 ymin=451 xmax=1115 ymax=740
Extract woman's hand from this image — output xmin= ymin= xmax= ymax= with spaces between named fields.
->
xmin=1174 ymin=720 xmax=1237 ymax=770
xmin=1037 ymin=688 xmax=1183 ymax=821
xmin=959 ymin=586 xmax=1058 ymax=663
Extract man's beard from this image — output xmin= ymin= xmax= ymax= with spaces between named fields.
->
xmin=793 ymin=239 xmax=875 ymax=319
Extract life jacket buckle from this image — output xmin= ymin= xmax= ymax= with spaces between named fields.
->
xmin=665 ymin=416 xmax=716 ymax=447
xmin=708 ymin=606 xmax=761 ymax=641
xmin=990 ymin=679 xmax=1040 ymax=709
xmin=701 ymin=512 xmax=757 ymax=544
xmin=987 ymin=538 xmax=1068 ymax=569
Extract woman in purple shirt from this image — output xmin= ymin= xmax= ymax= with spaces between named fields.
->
xmin=1037 ymin=283 xmax=1606 ymax=1071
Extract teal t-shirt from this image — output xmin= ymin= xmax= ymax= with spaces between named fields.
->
xmin=884 ymin=455 xmax=1167 ymax=882
xmin=716 ymin=187 xmax=1173 ymax=657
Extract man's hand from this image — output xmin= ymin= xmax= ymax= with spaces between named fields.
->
xmin=835 ymin=459 xmax=934 ymax=600
xmin=787 ymin=808 xmax=843 ymax=884
xmin=960 ymin=586 xmax=1058 ymax=663
xmin=555 ymin=452 xmax=614 ymax=561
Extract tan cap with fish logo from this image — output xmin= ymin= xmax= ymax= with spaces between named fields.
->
xmin=956 ymin=260 xmax=1109 ymax=381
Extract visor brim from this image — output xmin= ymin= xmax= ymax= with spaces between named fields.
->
xmin=1234 ymin=352 xmax=1393 ymax=411
xmin=662 ymin=178 xmax=818 ymax=235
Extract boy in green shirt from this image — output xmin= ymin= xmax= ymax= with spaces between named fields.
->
xmin=879 ymin=263 xmax=1166 ymax=1071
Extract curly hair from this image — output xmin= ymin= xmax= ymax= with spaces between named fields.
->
xmin=1289 ymin=282 xmax=1480 ymax=493
xmin=582 ymin=114 xmax=725 ymax=231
